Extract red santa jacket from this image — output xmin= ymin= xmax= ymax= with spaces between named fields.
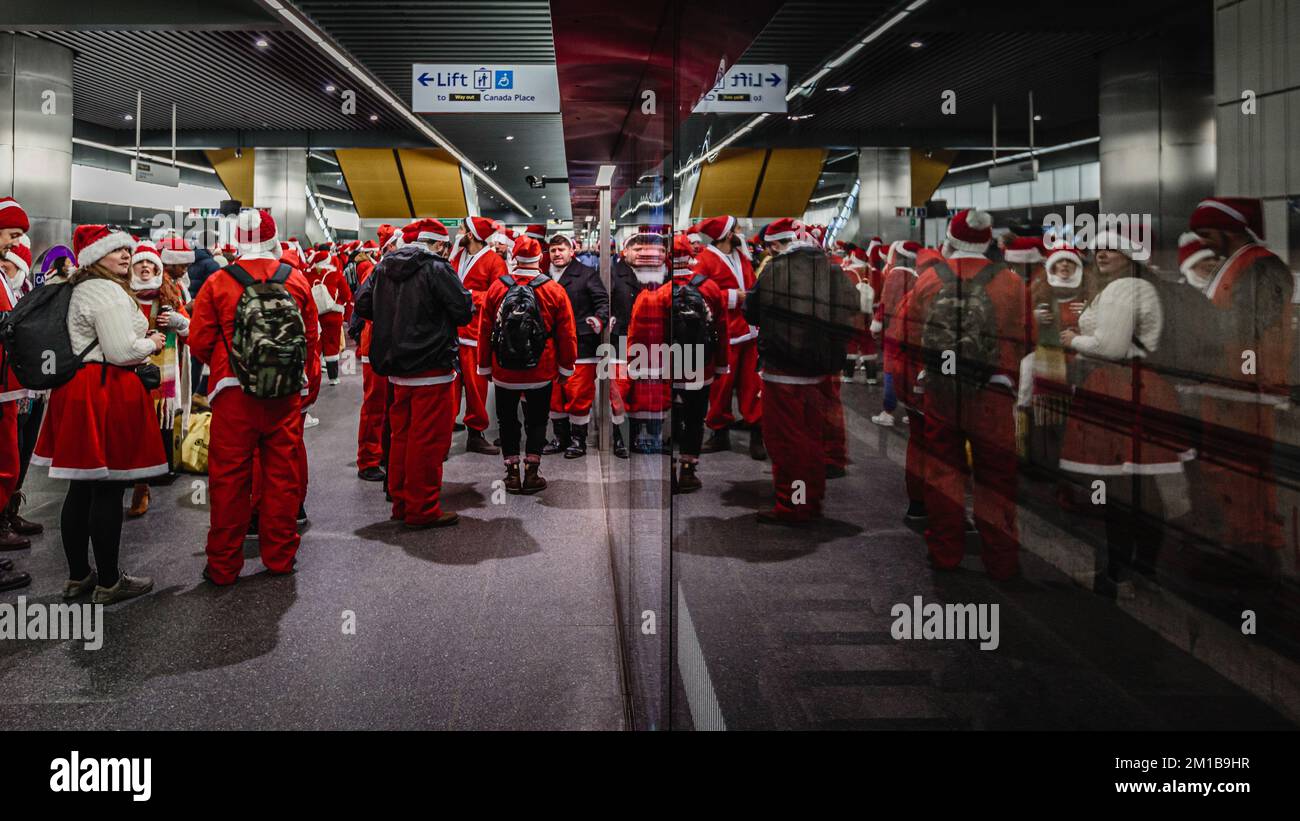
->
xmin=357 ymin=258 xmax=375 ymax=286
xmin=626 ymin=268 xmax=731 ymax=389
xmin=476 ymin=269 xmax=578 ymax=389
xmin=188 ymin=254 xmax=321 ymax=403
xmin=695 ymin=243 xmax=757 ymax=344
xmin=0 ymin=276 xmax=23 ymax=403
xmin=456 ymin=245 xmax=509 ymax=347
xmin=1204 ymin=242 xmax=1294 ymax=398
xmin=898 ymin=251 xmax=1033 ymax=394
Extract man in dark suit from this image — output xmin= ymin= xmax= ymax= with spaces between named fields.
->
xmin=545 ymin=233 xmax=610 ymax=457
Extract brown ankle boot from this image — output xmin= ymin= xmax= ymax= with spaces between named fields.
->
xmin=0 ymin=516 xmax=31 ymax=551
xmin=127 ymin=483 xmax=150 ymax=517
xmin=503 ymin=463 xmax=522 ymax=494
xmin=521 ymin=461 xmax=547 ymax=494
xmin=6 ymin=492 xmax=42 ymax=536
xmin=677 ymin=461 xmax=702 ymax=492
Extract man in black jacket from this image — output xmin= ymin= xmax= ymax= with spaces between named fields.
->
xmin=544 ymin=233 xmax=609 ymax=457
xmin=355 ymin=219 xmax=472 ymax=529
xmin=744 ymin=220 xmax=860 ymax=525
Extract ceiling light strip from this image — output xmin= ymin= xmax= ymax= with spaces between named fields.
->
xmin=72 ymin=137 xmax=216 ymax=174
xmin=946 ymin=136 xmax=1100 ymax=174
xmin=255 ymin=0 xmax=531 ymax=217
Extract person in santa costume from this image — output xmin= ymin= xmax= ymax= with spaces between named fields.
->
xmin=31 ymin=224 xmax=169 ymax=603
xmin=307 ymin=248 xmax=351 ymax=386
xmin=744 ymin=221 xmax=859 ymax=524
xmin=884 ymin=252 xmax=941 ymax=520
xmin=523 ymin=224 xmax=550 ymax=274
xmin=629 ymin=233 xmax=729 ymax=492
xmin=610 ymin=228 xmax=673 ymax=454
xmin=349 ymin=241 xmax=387 ymax=483
xmin=188 ymin=210 xmax=320 ymax=585
xmin=0 ymin=200 xmax=35 ymax=580
xmin=123 ymin=240 xmax=192 ymax=517
xmin=1176 ymin=231 xmax=1220 ymax=295
xmin=1056 ymin=230 xmax=1191 ymax=593
xmin=452 ymin=216 xmax=507 ymax=455
xmin=477 ymin=235 xmax=578 ymax=494
xmin=3 ymin=237 xmax=46 ymax=545
xmin=691 ymin=215 xmax=765 ymax=460
xmin=1182 ymin=196 xmax=1294 ymax=584
xmin=869 ymin=239 xmax=922 ymax=428
xmin=544 ymin=231 xmax=608 ymax=458
xmin=896 ymin=209 xmax=1032 ymax=578
xmin=355 ymin=218 xmax=470 ymax=528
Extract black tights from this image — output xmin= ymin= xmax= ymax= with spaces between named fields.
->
xmin=1101 ymin=475 xmax=1164 ymax=582
xmin=61 ymin=480 xmax=129 ymax=587
xmin=673 ymin=387 xmax=709 ymax=457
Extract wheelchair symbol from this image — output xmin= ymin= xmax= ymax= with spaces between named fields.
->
xmin=495 ymin=71 xmax=514 ymax=89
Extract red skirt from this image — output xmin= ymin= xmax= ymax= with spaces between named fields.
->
xmin=32 ymin=363 xmax=169 ymax=481
xmin=1059 ymin=360 xmax=1192 ymax=476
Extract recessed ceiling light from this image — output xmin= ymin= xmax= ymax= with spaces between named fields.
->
xmin=505 ymin=135 xmax=514 ymax=141
xmin=369 ymin=114 xmax=379 ymax=121
xmin=909 ymin=41 xmax=923 ymax=48
xmin=256 ymin=38 xmax=270 ymax=48
xmin=541 ymin=195 xmax=547 ymax=199
xmin=787 ymin=113 xmax=815 ymax=121
xmin=827 ymin=85 xmax=853 ymax=93
xmin=523 ymin=165 xmax=530 ymax=170
xmin=123 ymin=114 xmax=134 ymax=121
xmin=325 ymin=84 xmax=336 ymax=92
xmin=1033 ymin=114 xmax=1042 ymax=121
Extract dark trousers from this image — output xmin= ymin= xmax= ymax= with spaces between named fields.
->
xmin=496 ymin=383 xmax=554 ymax=458
xmin=61 ymin=480 xmax=129 ymax=587
xmin=673 ymin=387 xmax=709 ymax=457
xmin=15 ymin=395 xmax=44 ymax=489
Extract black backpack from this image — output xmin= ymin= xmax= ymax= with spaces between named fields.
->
xmin=491 ymin=273 xmax=551 ymax=370
xmin=218 ymin=263 xmax=308 ymax=399
xmin=671 ymin=274 xmax=716 ymax=357
xmin=0 ymin=281 xmax=97 ymax=390
xmin=1132 ymin=276 xmax=1222 ymax=382
xmin=921 ymin=260 xmax=1003 ymax=390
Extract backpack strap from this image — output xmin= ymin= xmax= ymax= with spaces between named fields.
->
xmin=270 ymin=263 xmax=293 ymax=285
xmin=224 ymin=263 xmax=255 ymax=289
xmin=930 ymin=260 xmax=957 ymax=285
xmin=528 ymin=274 xmax=550 ymax=288
xmin=499 ymin=274 xmax=516 ymax=288
xmin=971 ymin=262 xmax=1004 ymax=286
xmin=689 ymin=274 xmax=708 ymax=288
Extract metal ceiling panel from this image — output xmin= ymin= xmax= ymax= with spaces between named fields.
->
xmin=690 ymin=148 xmax=768 ymax=218
xmin=397 ymin=148 xmax=468 ymax=218
xmin=751 ymin=147 xmax=825 ymax=218
xmin=205 ymin=149 xmax=255 ymax=204
xmin=335 ymin=148 xmax=412 ymax=218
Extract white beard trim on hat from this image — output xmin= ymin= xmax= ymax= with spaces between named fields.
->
xmin=634 ymin=265 xmax=668 ymax=285
xmin=3 ymin=254 xmax=26 ymax=293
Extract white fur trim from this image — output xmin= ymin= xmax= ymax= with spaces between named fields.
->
xmin=131 ymin=249 xmax=164 ymax=271
xmin=160 ymin=249 xmax=195 ymax=265
xmin=1179 ymin=248 xmax=1215 ymax=279
xmin=4 ymin=250 xmax=28 ymax=276
xmin=764 ymin=229 xmax=796 ymax=242
xmin=944 ymin=230 xmax=990 ymax=254
xmin=1004 ymin=247 xmax=1043 ymax=264
xmin=77 ymin=231 xmax=135 ymax=267
xmin=1092 ymin=230 xmax=1142 ymax=258
xmin=390 ymin=373 xmax=456 ymax=386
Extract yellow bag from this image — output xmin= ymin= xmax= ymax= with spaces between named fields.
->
xmin=179 ymin=411 xmax=212 ymax=474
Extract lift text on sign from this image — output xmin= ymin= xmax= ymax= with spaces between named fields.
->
xmin=693 ymin=64 xmax=788 ymax=114
xmin=411 ymin=64 xmax=561 ymax=113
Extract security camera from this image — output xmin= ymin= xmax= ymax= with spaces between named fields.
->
xmin=526 ymin=175 xmax=543 ymax=189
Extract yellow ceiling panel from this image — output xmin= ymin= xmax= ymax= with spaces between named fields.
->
xmin=911 ymin=149 xmax=957 ymax=206
xmin=335 ymin=148 xmax=412 ymax=219
xmin=204 ymin=149 xmax=254 ymax=206
xmin=751 ymin=148 xmax=826 ymax=218
xmin=691 ymin=148 xmax=768 ymax=218
xmin=397 ymin=148 xmax=467 ymax=219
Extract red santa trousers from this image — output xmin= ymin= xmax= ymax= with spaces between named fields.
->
xmin=609 ymin=361 xmax=630 ymax=424
xmin=923 ymin=388 xmax=1020 ymax=579
xmin=707 ymin=338 xmax=762 ymax=430
xmin=761 ymin=375 xmax=827 ymax=521
xmin=1200 ymin=395 xmax=1284 ymax=550
xmin=821 ymin=377 xmax=847 ymax=471
xmin=389 ymin=381 xmax=454 ymax=525
xmin=0 ymin=402 xmax=18 ymax=510
xmin=357 ymin=362 xmax=388 ymax=470
xmin=320 ymin=313 xmax=345 ymax=362
xmin=452 ymin=345 xmax=490 ymax=432
xmin=207 ymin=390 xmax=303 ymax=584
xmin=905 ymin=408 xmax=927 ymax=504
xmin=550 ymin=362 xmax=597 ymax=424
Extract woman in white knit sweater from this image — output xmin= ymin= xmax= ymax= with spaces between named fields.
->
xmin=30 ymin=225 xmax=167 ymax=605
xmin=1057 ymin=234 xmax=1191 ymax=595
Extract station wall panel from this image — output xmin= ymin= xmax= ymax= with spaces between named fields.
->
xmin=397 ymin=148 xmax=468 ymax=218
xmin=204 ymin=148 xmax=254 ymax=206
xmin=751 ymin=148 xmax=825 ymax=218
xmin=336 ymin=148 xmax=412 ymax=219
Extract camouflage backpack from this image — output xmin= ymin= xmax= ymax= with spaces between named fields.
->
xmin=921 ymin=260 xmax=1003 ymax=390
xmin=218 ymin=263 xmax=307 ymax=399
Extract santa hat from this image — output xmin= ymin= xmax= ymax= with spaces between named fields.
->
xmin=464 ymin=216 xmax=497 ymax=243
xmin=763 ymin=217 xmax=800 ymax=243
xmin=1189 ymin=197 xmax=1264 ymax=241
xmin=1044 ymin=247 xmax=1084 ymax=288
xmin=523 ymin=224 xmax=547 ymax=241
xmin=131 ymin=241 xmax=164 ymax=271
xmin=1093 ymin=226 xmax=1145 ymax=259
xmin=279 ymin=243 xmax=304 ymax=269
xmin=946 ymin=209 xmax=994 ymax=253
xmin=376 ymin=223 xmax=397 ymax=248
xmin=548 ymin=233 xmax=575 ymax=247
xmin=74 ymin=224 xmax=135 ymax=268
xmin=403 ymin=218 xmax=450 ymax=245
xmin=689 ymin=215 xmax=737 ymax=244
xmin=0 ymin=197 xmax=29 ymax=232
xmin=886 ymin=240 xmax=921 ymax=269
xmin=1178 ymin=232 xmax=1216 ymax=278
xmin=1003 ymin=235 xmax=1045 ymax=264
xmin=868 ymin=242 xmax=886 ymax=269
xmin=512 ymin=236 xmax=543 ymax=267
xmin=671 ymin=233 xmax=694 ymax=267
xmin=362 ymin=239 xmax=379 ymax=251
xmin=235 ymin=209 xmax=278 ymax=255
xmin=309 ymin=249 xmax=335 ymax=270
xmin=4 ymin=242 xmax=31 ymax=279
xmin=154 ymin=235 xmax=194 ymax=266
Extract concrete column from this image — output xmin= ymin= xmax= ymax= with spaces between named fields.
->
xmin=253 ymin=148 xmax=307 ymax=241
xmin=856 ymin=148 xmax=912 ymax=241
xmin=1213 ymin=0 xmax=1300 ymax=263
xmin=1098 ymin=25 xmax=1215 ymax=271
xmin=0 ymin=34 xmax=74 ymax=255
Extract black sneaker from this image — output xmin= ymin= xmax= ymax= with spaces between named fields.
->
xmin=246 ymin=516 xmax=259 ymax=540
xmin=904 ymin=501 xmax=927 ymax=520
xmin=297 ymin=507 xmax=309 ymax=526
xmin=358 ymin=466 xmax=387 ymax=482
xmin=699 ymin=429 xmax=730 ymax=454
